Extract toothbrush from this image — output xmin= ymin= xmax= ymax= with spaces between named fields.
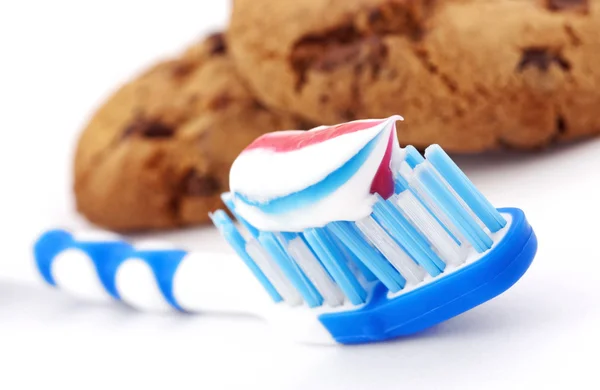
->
xmin=33 ymin=116 xmax=537 ymax=345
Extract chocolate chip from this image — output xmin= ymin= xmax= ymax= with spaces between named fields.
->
xmin=297 ymin=120 xmax=316 ymax=130
xmin=339 ymin=109 xmax=357 ymax=121
xmin=313 ymin=36 xmax=388 ymax=76
xmin=208 ymin=94 xmax=232 ymax=110
xmin=291 ymin=2 xmax=433 ymax=90
xmin=564 ymin=24 xmax=582 ymax=46
xmin=251 ymin=100 xmax=268 ymax=111
xmin=319 ymin=94 xmax=330 ymax=103
xmin=545 ymin=0 xmax=589 ymax=12
xmin=556 ymin=114 xmax=567 ymax=134
xmin=516 ymin=48 xmax=571 ymax=72
xmin=207 ymin=32 xmax=227 ymax=55
xmin=182 ymin=170 xmax=220 ymax=197
xmin=140 ymin=122 xmax=175 ymax=138
xmin=313 ymin=44 xmax=363 ymax=72
xmin=368 ymin=9 xmax=384 ymax=24
xmin=123 ymin=117 xmax=175 ymax=138
xmin=171 ymin=61 xmax=195 ymax=79
xmin=361 ymin=2 xmax=429 ymax=40
xmin=291 ymin=24 xmax=363 ymax=90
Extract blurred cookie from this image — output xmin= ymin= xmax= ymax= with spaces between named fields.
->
xmin=229 ymin=0 xmax=600 ymax=151
xmin=74 ymin=33 xmax=310 ymax=231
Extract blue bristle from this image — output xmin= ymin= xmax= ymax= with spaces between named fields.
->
xmin=425 ymin=145 xmax=507 ymax=233
xmin=279 ymin=232 xmax=297 ymax=242
xmin=210 ymin=210 xmax=283 ymax=303
xmin=303 ymin=228 xmax=367 ymax=305
xmin=394 ymin=174 xmax=409 ymax=194
xmin=258 ymin=232 xmax=323 ymax=307
xmin=372 ymin=197 xmax=445 ymax=276
xmin=221 ymin=193 xmax=260 ymax=239
xmin=327 ymin=221 xmax=406 ymax=292
xmin=405 ymin=145 xmax=425 ymax=168
xmin=417 ymin=166 xmax=493 ymax=252
xmin=330 ymin=233 xmax=378 ymax=282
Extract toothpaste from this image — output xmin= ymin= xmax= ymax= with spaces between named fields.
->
xmin=229 ymin=115 xmax=404 ymax=232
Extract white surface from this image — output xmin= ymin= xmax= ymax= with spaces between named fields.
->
xmin=1 ymin=1 xmax=600 ymax=389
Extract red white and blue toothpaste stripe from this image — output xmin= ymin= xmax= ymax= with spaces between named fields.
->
xmin=228 ymin=116 xmax=403 ymax=232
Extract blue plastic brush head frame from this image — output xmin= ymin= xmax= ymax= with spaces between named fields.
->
xmin=319 ymin=207 xmax=537 ymax=345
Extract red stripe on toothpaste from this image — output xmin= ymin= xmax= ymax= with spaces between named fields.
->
xmin=243 ymin=119 xmax=388 ymax=153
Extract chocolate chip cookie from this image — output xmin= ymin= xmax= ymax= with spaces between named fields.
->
xmin=228 ymin=0 xmax=600 ymax=151
xmin=74 ymin=33 xmax=310 ymax=231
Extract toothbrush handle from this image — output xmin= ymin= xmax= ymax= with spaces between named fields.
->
xmin=33 ymin=229 xmax=270 ymax=314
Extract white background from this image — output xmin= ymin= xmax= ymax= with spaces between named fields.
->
xmin=1 ymin=1 xmax=600 ymax=389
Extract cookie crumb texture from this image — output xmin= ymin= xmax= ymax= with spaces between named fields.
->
xmin=229 ymin=0 xmax=600 ymax=151
xmin=75 ymin=33 xmax=309 ymax=231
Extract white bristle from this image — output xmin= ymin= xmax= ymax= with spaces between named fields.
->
xmin=393 ymin=191 xmax=467 ymax=266
xmin=398 ymin=160 xmax=413 ymax=178
xmin=355 ymin=216 xmax=426 ymax=285
xmin=333 ymin=238 xmax=374 ymax=288
xmin=246 ymin=239 xmax=303 ymax=306
xmin=286 ymin=237 xmax=345 ymax=307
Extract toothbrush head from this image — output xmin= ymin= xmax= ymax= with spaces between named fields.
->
xmin=211 ymin=116 xmax=538 ymax=345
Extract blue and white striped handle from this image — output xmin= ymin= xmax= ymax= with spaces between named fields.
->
xmin=33 ymin=229 xmax=270 ymax=314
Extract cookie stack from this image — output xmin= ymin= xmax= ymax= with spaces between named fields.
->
xmin=75 ymin=0 xmax=600 ymax=231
